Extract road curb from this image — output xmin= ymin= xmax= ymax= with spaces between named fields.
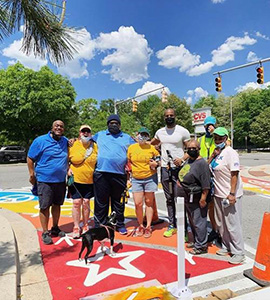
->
xmin=0 ymin=208 xmax=52 ymax=300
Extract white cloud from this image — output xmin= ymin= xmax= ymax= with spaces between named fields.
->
xmin=156 ymin=44 xmax=200 ymax=72
xmin=256 ymin=31 xmax=270 ymax=40
xmin=2 ymin=38 xmax=47 ymax=70
xmin=212 ymin=0 xmax=225 ymax=3
xmin=95 ymin=26 xmax=152 ymax=84
xmin=235 ymin=81 xmax=270 ymax=93
xmin=135 ymin=81 xmax=170 ymax=102
xmin=247 ymin=51 xmax=259 ymax=62
xmin=57 ymin=28 xmax=95 ymax=79
xmin=187 ymin=61 xmax=214 ymax=76
xmin=185 ymin=87 xmax=209 ymax=104
xmin=157 ymin=33 xmax=257 ymax=77
xmin=211 ymin=34 xmax=256 ymax=66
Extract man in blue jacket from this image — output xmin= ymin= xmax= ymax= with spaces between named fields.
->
xmin=27 ymin=120 xmax=68 ymax=245
xmin=93 ymin=114 xmax=135 ymax=234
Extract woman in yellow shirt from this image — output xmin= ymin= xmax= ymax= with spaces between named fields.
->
xmin=127 ymin=127 xmax=160 ymax=238
xmin=68 ymin=125 xmax=97 ymax=238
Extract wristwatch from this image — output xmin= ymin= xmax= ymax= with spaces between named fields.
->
xmin=229 ymin=192 xmax=235 ymax=196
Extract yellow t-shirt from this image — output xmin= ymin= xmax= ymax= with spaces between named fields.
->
xmin=127 ymin=143 xmax=160 ymax=179
xmin=69 ymin=140 xmax=97 ymax=184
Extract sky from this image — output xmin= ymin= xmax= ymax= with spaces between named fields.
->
xmin=1 ymin=0 xmax=270 ymax=105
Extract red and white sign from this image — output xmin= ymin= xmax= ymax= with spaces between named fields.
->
xmin=192 ymin=107 xmax=212 ymax=134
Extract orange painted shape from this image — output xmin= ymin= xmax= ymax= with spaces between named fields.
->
xmin=252 ymin=212 xmax=270 ymax=281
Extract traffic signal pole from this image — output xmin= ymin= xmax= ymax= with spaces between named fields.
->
xmin=114 ymin=86 xmax=165 ymax=113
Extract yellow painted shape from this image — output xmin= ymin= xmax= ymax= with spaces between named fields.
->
xmin=103 ymin=286 xmax=176 ymax=300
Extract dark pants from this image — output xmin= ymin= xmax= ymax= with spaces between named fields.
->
xmin=161 ymin=167 xmax=185 ymax=227
xmin=93 ymin=171 xmax=127 ymax=228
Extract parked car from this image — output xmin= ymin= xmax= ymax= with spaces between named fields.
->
xmin=0 ymin=146 xmax=27 ymax=162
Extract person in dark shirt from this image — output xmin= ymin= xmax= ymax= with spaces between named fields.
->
xmin=178 ymin=139 xmax=211 ymax=255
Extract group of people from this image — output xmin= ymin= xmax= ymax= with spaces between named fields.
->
xmin=27 ymin=109 xmax=245 ymax=264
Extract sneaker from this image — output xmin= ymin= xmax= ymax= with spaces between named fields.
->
xmin=51 ymin=226 xmax=65 ymax=237
xmin=82 ymin=224 xmax=89 ymax=234
xmin=216 ymin=248 xmax=230 ymax=256
xmin=163 ymin=225 xmax=177 ymax=238
xmin=42 ymin=231 xmax=53 ymax=245
xmin=135 ymin=225 xmax=144 ymax=237
xmin=229 ymin=254 xmax=245 ymax=265
xmin=118 ymin=227 xmax=127 ymax=235
xmin=144 ymin=227 xmax=152 ymax=238
xmin=72 ymin=227 xmax=80 ymax=239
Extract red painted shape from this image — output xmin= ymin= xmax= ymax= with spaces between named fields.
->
xmin=38 ymin=232 xmax=235 ymax=300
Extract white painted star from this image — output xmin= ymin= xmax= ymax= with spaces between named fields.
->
xmin=66 ymin=246 xmax=145 ymax=286
xmin=54 ymin=234 xmax=80 ymax=246
xmin=169 ymin=249 xmax=196 ymax=265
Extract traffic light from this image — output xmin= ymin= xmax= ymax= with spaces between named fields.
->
xmin=161 ymin=89 xmax=168 ymax=102
xmin=132 ymin=99 xmax=138 ymax=112
xmin=215 ymin=76 xmax=222 ymax=92
xmin=256 ymin=66 xmax=264 ymax=84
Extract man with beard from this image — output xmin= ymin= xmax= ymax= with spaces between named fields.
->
xmin=151 ymin=108 xmax=190 ymax=237
xmin=92 ymin=114 xmax=135 ymax=235
xmin=27 ymin=120 xmax=68 ymax=245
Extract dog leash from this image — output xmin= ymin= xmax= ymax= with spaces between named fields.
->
xmin=100 ymin=224 xmax=115 ymax=240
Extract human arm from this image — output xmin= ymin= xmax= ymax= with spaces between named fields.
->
xmin=27 ymin=157 xmax=36 ymax=185
xmin=150 ymin=137 xmax=160 ymax=145
xmin=199 ymin=189 xmax=209 ymax=208
xmin=227 ymin=171 xmax=239 ymax=205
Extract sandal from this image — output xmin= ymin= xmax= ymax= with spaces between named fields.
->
xmin=189 ymin=247 xmax=208 ymax=255
xmin=144 ymin=227 xmax=152 ymax=238
xmin=135 ymin=225 xmax=144 ymax=237
xmin=186 ymin=242 xmax=194 ymax=248
xmin=82 ymin=224 xmax=89 ymax=234
xmin=72 ymin=227 xmax=80 ymax=239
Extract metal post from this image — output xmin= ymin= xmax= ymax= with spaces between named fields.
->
xmin=168 ymin=197 xmax=192 ymax=299
xmin=114 ymin=100 xmax=117 ymax=114
xmin=230 ymin=98 xmax=233 ymax=148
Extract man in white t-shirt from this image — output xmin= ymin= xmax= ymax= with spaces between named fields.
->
xmin=151 ymin=108 xmax=190 ymax=237
xmin=209 ymin=127 xmax=245 ymax=264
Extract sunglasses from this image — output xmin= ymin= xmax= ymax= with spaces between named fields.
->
xmin=81 ymin=129 xmax=91 ymax=133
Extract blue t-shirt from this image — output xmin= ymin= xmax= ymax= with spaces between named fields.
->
xmin=28 ymin=132 xmax=68 ymax=182
xmin=93 ymin=130 xmax=135 ymax=174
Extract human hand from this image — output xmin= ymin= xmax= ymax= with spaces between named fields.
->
xmin=173 ymin=157 xmax=183 ymax=167
xmin=227 ymin=194 xmax=236 ymax=205
xmin=68 ymin=138 xmax=76 ymax=147
xmin=29 ymin=174 xmax=36 ymax=185
xmin=67 ymin=169 xmax=73 ymax=177
xmin=199 ymin=199 xmax=207 ymax=208
xmin=149 ymin=159 xmax=158 ymax=170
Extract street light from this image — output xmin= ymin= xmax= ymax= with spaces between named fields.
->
xmin=230 ymin=98 xmax=234 ymax=148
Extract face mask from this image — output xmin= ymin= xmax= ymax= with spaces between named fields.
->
xmin=108 ymin=124 xmax=120 ymax=135
xmin=165 ymin=117 xmax=175 ymax=126
xmin=215 ymin=141 xmax=226 ymax=149
xmin=138 ymin=134 xmax=148 ymax=143
xmin=81 ymin=135 xmax=91 ymax=143
xmin=187 ymin=149 xmax=199 ymax=159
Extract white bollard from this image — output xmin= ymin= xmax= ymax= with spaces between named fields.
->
xmin=168 ymin=197 xmax=192 ymax=299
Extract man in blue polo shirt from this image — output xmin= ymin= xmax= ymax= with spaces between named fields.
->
xmin=27 ymin=120 xmax=68 ymax=245
xmin=93 ymin=114 xmax=135 ymax=234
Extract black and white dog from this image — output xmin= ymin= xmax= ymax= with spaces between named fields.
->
xmin=79 ymin=211 xmax=117 ymax=264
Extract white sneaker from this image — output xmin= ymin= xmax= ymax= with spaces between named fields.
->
xmin=216 ymin=248 xmax=230 ymax=256
xmin=229 ymin=254 xmax=245 ymax=264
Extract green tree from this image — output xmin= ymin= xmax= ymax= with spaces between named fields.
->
xmin=250 ymin=107 xmax=270 ymax=147
xmin=136 ymin=95 xmax=161 ymax=128
xmin=0 ymin=62 xmax=76 ymax=147
xmin=0 ymin=0 xmax=77 ymax=64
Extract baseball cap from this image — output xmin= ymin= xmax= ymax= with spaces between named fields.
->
xmin=204 ymin=116 xmax=216 ymax=126
xmin=107 ymin=114 xmax=121 ymax=124
xmin=213 ymin=127 xmax=229 ymax=136
xmin=138 ymin=127 xmax=150 ymax=135
xmin=79 ymin=125 xmax=91 ymax=131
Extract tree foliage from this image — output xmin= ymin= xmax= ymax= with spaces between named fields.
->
xmin=0 ymin=0 xmax=77 ymax=64
xmin=0 ymin=62 xmax=76 ymax=147
xmin=250 ymin=107 xmax=270 ymax=147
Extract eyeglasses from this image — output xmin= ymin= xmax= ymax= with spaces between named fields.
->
xmin=187 ymin=147 xmax=198 ymax=150
xmin=81 ymin=129 xmax=91 ymax=133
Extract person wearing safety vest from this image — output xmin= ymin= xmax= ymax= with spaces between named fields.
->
xmin=199 ymin=116 xmax=216 ymax=160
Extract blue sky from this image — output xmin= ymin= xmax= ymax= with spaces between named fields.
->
xmin=1 ymin=0 xmax=270 ymax=105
